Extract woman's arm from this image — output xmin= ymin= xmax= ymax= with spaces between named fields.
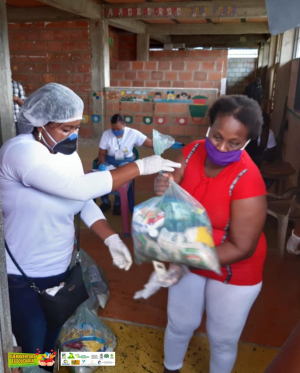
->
xmin=90 ymin=219 xmax=116 ymax=241
xmin=216 ymin=195 xmax=267 ymax=266
xmin=154 ymin=153 xmax=185 ymax=195
xmin=142 ymin=138 xmax=153 ymax=148
xmin=97 ymin=148 xmax=107 ymax=165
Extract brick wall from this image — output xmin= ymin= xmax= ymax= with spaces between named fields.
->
xmin=150 ymin=50 xmax=227 ymax=75
xmin=8 ymin=20 xmax=93 ymax=138
xmin=109 ymin=28 xmax=119 ymax=61
xmin=119 ymin=34 xmax=137 ymax=61
xmin=110 ymin=59 xmax=226 ymax=91
xmin=105 ymin=87 xmax=218 ymax=144
xmin=226 ymin=58 xmax=257 ymax=94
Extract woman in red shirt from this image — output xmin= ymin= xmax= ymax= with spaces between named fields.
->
xmin=154 ymin=95 xmax=267 ymax=373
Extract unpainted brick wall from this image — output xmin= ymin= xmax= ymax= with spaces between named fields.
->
xmin=109 ymin=29 xmax=120 ymax=61
xmin=8 ymin=20 xmax=93 ymax=138
xmin=149 ymin=50 xmax=228 ymax=86
xmin=110 ymin=55 xmax=227 ymax=92
xmin=226 ymin=58 xmax=257 ymax=94
xmin=119 ymin=34 xmax=137 ymax=61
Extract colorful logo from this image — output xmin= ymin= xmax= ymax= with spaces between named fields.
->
xmin=68 ymin=353 xmax=75 ymax=359
xmin=71 ymin=360 xmax=80 ymax=365
xmin=36 ymin=349 xmax=57 ymax=367
xmin=8 ymin=349 xmax=57 ymax=368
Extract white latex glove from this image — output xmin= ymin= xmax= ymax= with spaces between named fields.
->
xmin=287 ymin=230 xmax=300 ymax=255
xmin=134 ymin=264 xmax=188 ymax=300
xmin=104 ymin=234 xmax=133 ymax=270
xmin=135 ymin=155 xmax=181 ymax=176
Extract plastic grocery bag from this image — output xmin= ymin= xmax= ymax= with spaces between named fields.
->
xmin=134 ymin=264 xmax=189 ymax=299
xmin=132 ymin=180 xmax=220 ymax=274
xmin=58 ymin=304 xmax=117 ymax=353
xmin=71 ymin=248 xmax=110 ymax=310
xmin=153 ymin=129 xmax=175 ymax=156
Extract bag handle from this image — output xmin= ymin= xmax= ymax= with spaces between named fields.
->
xmin=5 ymin=212 xmax=82 ymax=292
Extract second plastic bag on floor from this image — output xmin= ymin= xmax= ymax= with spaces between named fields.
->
xmin=132 ymin=180 xmax=220 ymax=274
xmin=71 ymin=248 xmax=110 ymax=311
xmin=58 ymin=304 xmax=117 ymax=353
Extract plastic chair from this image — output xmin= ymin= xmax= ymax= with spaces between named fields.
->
xmin=267 ymin=187 xmax=300 ymax=257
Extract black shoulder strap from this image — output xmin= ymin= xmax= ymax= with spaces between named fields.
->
xmin=5 ymin=212 xmax=82 ymax=287
xmin=185 ymin=143 xmax=200 ymax=168
xmin=5 ymin=241 xmax=32 ymax=286
xmin=76 ymin=212 xmax=80 ymax=253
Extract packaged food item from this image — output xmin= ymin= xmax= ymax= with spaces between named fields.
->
xmin=132 ymin=180 xmax=220 ymax=274
xmin=58 ymin=305 xmax=116 ymax=353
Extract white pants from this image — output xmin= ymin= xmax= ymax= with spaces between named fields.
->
xmin=164 ymin=272 xmax=262 ymax=373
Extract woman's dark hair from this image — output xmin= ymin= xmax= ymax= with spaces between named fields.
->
xmin=208 ymin=95 xmax=263 ymax=139
xmin=111 ymin=114 xmax=125 ymax=125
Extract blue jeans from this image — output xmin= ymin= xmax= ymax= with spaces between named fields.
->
xmin=101 ymin=155 xmax=135 ymax=205
xmin=8 ymin=269 xmax=69 ymax=354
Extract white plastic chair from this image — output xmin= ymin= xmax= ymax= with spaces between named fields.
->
xmin=267 ymin=187 xmax=300 ymax=257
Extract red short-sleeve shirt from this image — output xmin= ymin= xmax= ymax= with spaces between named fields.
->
xmin=181 ymin=140 xmax=267 ymax=286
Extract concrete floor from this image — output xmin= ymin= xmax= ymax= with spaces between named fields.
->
xmin=67 ymin=141 xmax=300 ymax=372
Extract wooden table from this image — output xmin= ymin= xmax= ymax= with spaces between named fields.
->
xmin=261 ymin=160 xmax=295 ymax=194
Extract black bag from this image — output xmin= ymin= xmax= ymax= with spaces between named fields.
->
xmin=6 ymin=213 xmax=89 ymax=328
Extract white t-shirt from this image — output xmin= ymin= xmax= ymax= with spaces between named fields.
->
xmin=257 ymin=129 xmax=276 ymax=150
xmin=0 ymin=134 xmax=113 ymax=277
xmin=99 ymin=127 xmax=147 ymax=158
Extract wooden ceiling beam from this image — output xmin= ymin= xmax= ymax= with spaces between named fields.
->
xmin=108 ymin=19 xmax=171 ymax=44
xmin=6 ymin=5 xmax=83 ymax=22
xmin=108 ymin=18 xmax=147 ymax=34
xmin=149 ymin=22 xmax=269 ymax=35
xmin=170 ymin=34 xmax=270 ymax=48
xmin=104 ymin=1 xmax=267 ymax=20
xmin=36 ymin=0 xmax=101 ymax=19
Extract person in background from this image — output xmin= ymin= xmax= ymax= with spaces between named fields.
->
xmin=12 ymin=79 xmax=26 ymax=135
xmin=154 ymin=95 xmax=267 ymax=373
xmin=245 ymin=77 xmax=263 ymax=105
xmin=98 ymin=114 xmax=153 ymax=215
xmin=0 ymin=83 xmax=180 ymax=360
xmin=246 ymin=111 xmax=276 ymax=167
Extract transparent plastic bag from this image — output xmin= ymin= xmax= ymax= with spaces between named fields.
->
xmin=153 ymin=129 xmax=175 ymax=156
xmin=132 ymin=180 xmax=220 ymax=274
xmin=71 ymin=248 xmax=110 ymax=310
xmin=58 ymin=304 xmax=117 ymax=353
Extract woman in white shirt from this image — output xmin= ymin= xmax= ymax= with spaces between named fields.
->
xmin=0 ymin=83 xmax=180 ymax=357
xmin=98 ymin=114 xmax=153 ymax=215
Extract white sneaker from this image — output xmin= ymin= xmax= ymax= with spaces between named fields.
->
xmin=286 ymin=230 xmax=300 ymax=255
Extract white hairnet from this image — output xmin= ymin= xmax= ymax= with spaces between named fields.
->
xmin=18 ymin=83 xmax=84 ymax=134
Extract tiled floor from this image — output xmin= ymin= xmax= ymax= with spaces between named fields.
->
xmin=71 ymin=144 xmax=300 ymax=372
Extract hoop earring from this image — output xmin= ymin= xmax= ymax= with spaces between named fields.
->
xmin=38 ymin=132 xmax=42 ymax=141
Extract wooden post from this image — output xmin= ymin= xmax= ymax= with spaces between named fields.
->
xmin=137 ymin=33 xmax=150 ymax=61
xmin=90 ymin=18 xmax=110 ymax=139
xmin=0 ymin=0 xmax=15 ymax=145
xmin=272 ymin=29 xmax=296 ymax=136
xmin=261 ymin=41 xmax=270 ymax=92
xmin=265 ymin=36 xmax=277 ymax=110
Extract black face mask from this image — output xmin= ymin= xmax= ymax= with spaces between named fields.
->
xmin=42 ymin=127 xmax=78 ymax=155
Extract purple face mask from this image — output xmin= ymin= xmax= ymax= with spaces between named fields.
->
xmin=205 ymin=128 xmax=250 ymax=167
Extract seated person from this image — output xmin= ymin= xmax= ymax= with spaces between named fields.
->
xmin=97 ymin=114 xmax=153 ymax=215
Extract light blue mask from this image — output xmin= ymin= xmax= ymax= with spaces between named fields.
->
xmin=112 ymin=129 xmax=124 ymax=137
